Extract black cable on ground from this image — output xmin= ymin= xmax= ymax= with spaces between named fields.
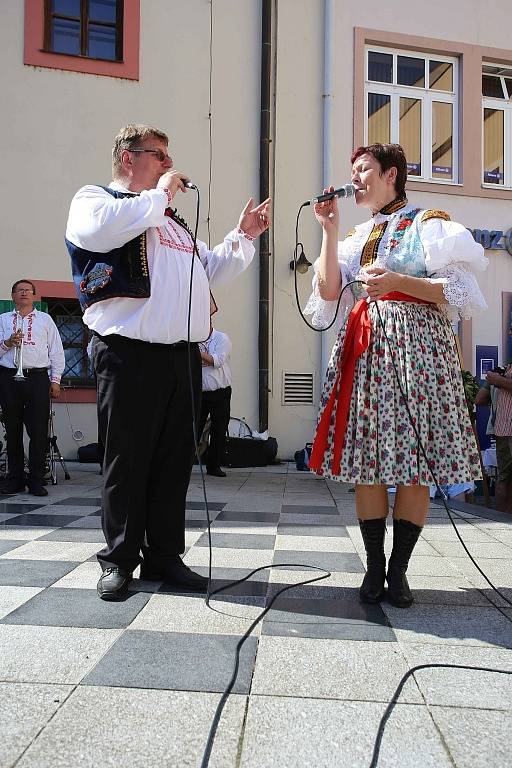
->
xmin=368 ymin=663 xmax=512 ymax=768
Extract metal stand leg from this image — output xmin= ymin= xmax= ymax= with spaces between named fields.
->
xmin=47 ymin=409 xmax=70 ymax=484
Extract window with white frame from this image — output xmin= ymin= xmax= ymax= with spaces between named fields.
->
xmin=482 ymin=63 xmax=512 ymax=188
xmin=365 ymin=47 xmax=458 ymax=183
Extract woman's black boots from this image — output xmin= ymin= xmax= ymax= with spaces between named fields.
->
xmin=386 ymin=518 xmax=423 ymax=608
xmin=358 ymin=518 xmax=386 ymax=603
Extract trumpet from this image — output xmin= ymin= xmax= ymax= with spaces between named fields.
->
xmin=13 ymin=313 xmax=25 ymax=381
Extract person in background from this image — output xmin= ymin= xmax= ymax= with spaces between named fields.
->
xmin=0 ymin=280 xmax=65 ymax=496
xmin=197 ymin=324 xmax=232 ymax=478
xmin=478 ymin=364 xmax=512 ymax=514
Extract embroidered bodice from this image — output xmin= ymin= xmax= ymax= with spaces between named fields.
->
xmin=306 ymin=203 xmax=488 ymax=328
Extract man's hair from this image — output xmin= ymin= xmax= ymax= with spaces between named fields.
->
xmin=112 ymin=124 xmax=169 ymax=176
xmin=11 ymin=279 xmax=36 ymax=295
xmin=351 ymin=143 xmax=408 ymax=197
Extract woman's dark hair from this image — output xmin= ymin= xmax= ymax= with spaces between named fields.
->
xmin=351 ymin=143 xmax=408 ymax=197
xmin=11 ymin=279 xmax=36 ymax=295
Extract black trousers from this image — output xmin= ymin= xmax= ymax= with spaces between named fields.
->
xmin=94 ymin=334 xmax=201 ymax=571
xmin=0 ymin=368 xmax=50 ymax=484
xmin=197 ymin=386 xmax=231 ymax=470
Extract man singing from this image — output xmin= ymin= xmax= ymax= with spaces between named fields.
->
xmin=65 ymin=124 xmax=271 ymax=600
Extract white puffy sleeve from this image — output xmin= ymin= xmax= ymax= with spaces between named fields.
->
xmin=421 ymin=217 xmax=488 ymax=318
xmin=304 ymin=237 xmax=356 ymax=329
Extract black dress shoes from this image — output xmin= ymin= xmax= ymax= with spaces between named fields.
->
xmin=1 ymin=480 xmax=26 ymax=494
xmin=27 ymin=483 xmax=48 ymax=497
xmin=207 ymin=467 xmax=227 ymax=478
xmin=97 ymin=567 xmax=132 ymax=600
xmin=140 ymin=554 xmax=208 ymax=592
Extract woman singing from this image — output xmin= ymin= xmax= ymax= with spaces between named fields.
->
xmin=306 ymin=143 xmax=487 ymax=608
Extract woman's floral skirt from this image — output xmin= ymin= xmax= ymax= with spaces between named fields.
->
xmin=313 ymin=301 xmax=481 ymax=485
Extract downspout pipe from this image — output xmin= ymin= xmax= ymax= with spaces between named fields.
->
xmin=258 ymin=0 xmax=271 ymax=431
xmin=321 ymin=0 xmax=334 ymax=377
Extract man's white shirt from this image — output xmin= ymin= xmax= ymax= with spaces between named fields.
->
xmin=0 ymin=309 xmax=65 ymax=383
xmin=66 ymin=182 xmax=256 ymax=343
xmin=201 ymin=330 xmax=232 ymax=391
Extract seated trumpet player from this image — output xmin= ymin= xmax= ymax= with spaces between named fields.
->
xmin=0 ymin=280 xmax=65 ymax=496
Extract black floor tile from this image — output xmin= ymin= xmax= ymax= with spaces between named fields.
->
xmin=273 ymin=550 xmax=364 ymax=573
xmin=1 ymin=514 xmax=83 ymax=527
xmin=39 ymin=529 xmax=105 ymax=543
xmin=262 ymin=597 xmax=395 ymax=641
xmin=1 ymin=587 xmax=150 ymax=629
xmin=195 ymin=533 xmax=276 ymax=550
xmin=281 ymin=505 xmax=339 ymax=515
xmin=0 ymin=503 xmax=47 ymax=515
xmin=186 ymin=501 xmax=226 ymax=511
xmin=280 ymin=513 xmax=348 ymax=526
xmin=0 ymin=540 xmax=26 ymax=556
xmin=65 ymin=516 xmax=103 ymax=529
xmin=216 ymin=510 xmax=279 ymax=523
xmin=0 ymin=559 xmax=78 ymax=587
xmin=82 ymin=631 xmax=257 ymax=693
xmin=277 ymin=524 xmax=348 ymax=538
xmin=54 ymin=497 xmax=102 ymax=506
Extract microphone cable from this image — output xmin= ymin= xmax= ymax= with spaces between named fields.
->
xmin=184 ymin=186 xmax=332 ymax=768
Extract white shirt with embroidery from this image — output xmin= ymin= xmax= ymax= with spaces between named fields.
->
xmin=200 ymin=329 xmax=232 ymax=391
xmin=0 ymin=309 xmax=65 ymax=383
xmin=305 ymin=203 xmax=488 ymax=329
xmin=65 ymin=182 xmax=256 ymax=343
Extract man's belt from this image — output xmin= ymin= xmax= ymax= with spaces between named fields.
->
xmin=0 ymin=366 xmax=49 ymax=375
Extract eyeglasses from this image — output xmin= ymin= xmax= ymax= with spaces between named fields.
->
xmin=13 ymin=289 xmax=33 ymax=294
xmin=129 ymin=149 xmax=171 ymax=163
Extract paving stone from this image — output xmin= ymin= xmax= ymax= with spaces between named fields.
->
xmin=1 ymin=587 xmax=150 ymax=629
xmin=430 ymin=706 xmax=512 ymax=768
xmin=0 ymin=503 xmax=47 ymax=515
xmin=240 ymin=697 xmax=453 ymax=768
xmin=0 ymin=539 xmax=26 ymax=556
xmin=0 ymin=624 xmax=121 ymax=683
xmin=0 ymin=682 xmax=72 ymax=768
xmin=277 ymin=523 xmax=349 ymax=537
xmin=382 ymin=603 xmax=512 ymax=649
xmin=0 ymin=559 xmax=78 ymax=587
xmin=13 ymin=686 xmax=245 ymax=768
xmin=38 ymin=528 xmax=105 ymax=543
xmin=0 ymin=514 xmax=83 ymax=527
xmin=53 ymin=497 xmax=102 ymax=506
xmin=83 ymin=630 xmax=257 ymax=694
xmin=0 ymin=586 xmax=43 ymax=620
xmin=275 ymin=534 xmax=355 ymax=553
xmin=281 ymin=504 xmax=338 ymax=515
xmin=251 ymin=637 xmax=422 ymax=702
xmin=0 ymin=540 xmax=100 ymax=562
xmin=262 ymin=596 xmax=394 ymax=642
xmin=400 ymin=643 xmax=512 ymax=710
xmin=130 ymin=593 xmax=262 ymax=634
xmin=64 ymin=516 xmax=103 ymax=528
xmin=272 ymin=549 xmax=364 ymax=573
xmin=195 ymin=532 xmax=276 ymax=550
xmin=216 ymin=510 xmax=280 ymax=523
xmin=185 ymin=546 xmax=274 ymax=570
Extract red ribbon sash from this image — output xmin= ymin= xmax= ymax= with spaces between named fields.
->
xmin=309 ymin=292 xmax=431 ymax=476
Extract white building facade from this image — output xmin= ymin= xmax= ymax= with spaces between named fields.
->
xmin=1 ymin=0 xmax=511 ymax=458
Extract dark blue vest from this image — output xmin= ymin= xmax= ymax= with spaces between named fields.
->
xmin=66 ymin=187 xmax=150 ymax=311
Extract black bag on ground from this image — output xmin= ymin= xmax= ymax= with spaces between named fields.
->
xmin=221 ymin=435 xmax=278 ymax=468
xmin=77 ymin=443 xmax=101 ymax=463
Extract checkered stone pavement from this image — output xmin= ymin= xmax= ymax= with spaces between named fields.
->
xmin=0 ymin=463 xmax=511 ymax=767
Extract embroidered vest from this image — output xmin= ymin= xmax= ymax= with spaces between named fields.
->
xmin=66 ymin=187 xmax=152 ymax=311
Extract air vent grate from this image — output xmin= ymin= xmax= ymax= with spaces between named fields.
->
xmin=282 ymin=372 xmax=315 ymax=406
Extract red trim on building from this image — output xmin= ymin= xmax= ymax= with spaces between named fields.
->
xmin=24 ymin=0 xmax=140 ymax=81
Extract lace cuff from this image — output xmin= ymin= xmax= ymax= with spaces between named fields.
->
xmin=428 ymin=264 xmax=487 ymax=319
xmin=304 ymin=262 xmax=353 ymax=329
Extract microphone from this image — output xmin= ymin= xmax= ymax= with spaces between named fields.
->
xmin=305 ymin=183 xmax=355 ymax=206
xmin=184 ymin=181 xmax=197 ymax=190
